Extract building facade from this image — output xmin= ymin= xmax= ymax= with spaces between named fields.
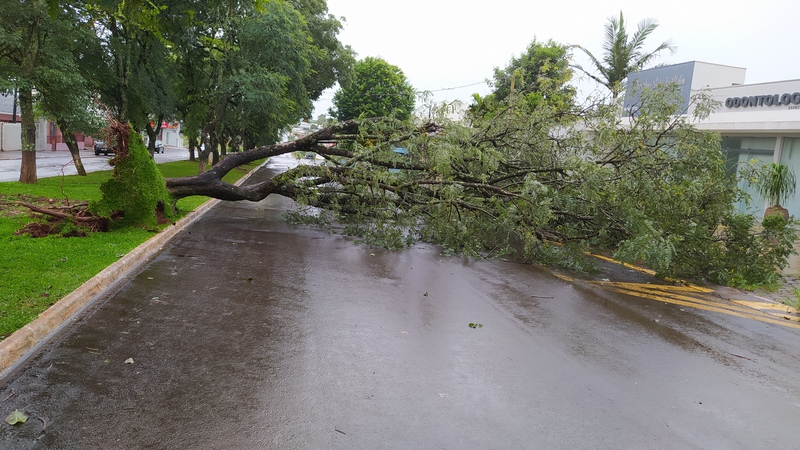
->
xmin=625 ymin=61 xmax=800 ymax=217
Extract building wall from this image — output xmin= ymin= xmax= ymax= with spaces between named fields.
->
xmin=698 ymin=79 xmax=800 ymax=217
xmin=626 ymin=62 xmax=800 ymax=273
xmin=689 ymin=62 xmax=746 ymax=91
xmin=627 ymin=62 xmax=800 ymax=214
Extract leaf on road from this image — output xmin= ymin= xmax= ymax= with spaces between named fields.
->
xmin=124 ymin=358 xmax=134 ymax=364
xmin=5 ymin=410 xmax=28 ymax=425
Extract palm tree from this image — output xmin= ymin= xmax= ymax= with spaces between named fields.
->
xmin=575 ymin=11 xmax=676 ymax=99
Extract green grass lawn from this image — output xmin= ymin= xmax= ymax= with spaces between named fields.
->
xmin=0 ymin=159 xmax=265 ymax=339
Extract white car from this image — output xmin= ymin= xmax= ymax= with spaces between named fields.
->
xmin=154 ymin=139 xmax=165 ymax=153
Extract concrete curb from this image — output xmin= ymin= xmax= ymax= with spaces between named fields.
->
xmin=0 ymin=164 xmax=262 ymax=379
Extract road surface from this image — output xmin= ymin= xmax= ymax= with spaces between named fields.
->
xmin=1 ymin=155 xmax=799 ymax=449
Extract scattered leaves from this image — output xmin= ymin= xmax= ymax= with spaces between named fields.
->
xmin=5 ymin=410 xmax=28 ymax=425
xmin=468 ymin=323 xmax=483 ymax=329
xmin=124 ymin=358 xmax=134 ymax=364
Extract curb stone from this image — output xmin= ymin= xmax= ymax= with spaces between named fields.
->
xmin=0 ymin=162 xmax=264 ymax=380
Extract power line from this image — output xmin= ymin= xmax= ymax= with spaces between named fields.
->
xmin=423 ymin=81 xmax=488 ymax=93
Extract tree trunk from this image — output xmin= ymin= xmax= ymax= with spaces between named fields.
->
xmin=188 ymin=136 xmax=197 ymax=162
xmin=211 ymin=136 xmax=220 ymax=166
xmin=18 ymin=86 xmax=37 ymax=184
xmin=11 ymin=88 xmax=18 ymax=124
xmin=144 ymin=117 xmax=163 ymax=157
xmin=57 ymin=119 xmax=86 ymax=176
xmin=109 ymin=19 xmax=131 ymax=123
xmin=197 ymin=137 xmax=210 ymax=173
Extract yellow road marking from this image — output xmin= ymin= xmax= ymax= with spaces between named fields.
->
xmin=552 ymin=273 xmax=574 ymax=282
xmin=595 ymin=281 xmax=800 ymax=330
xmin=731 ymin=299 xmax=800 ymax=314
xmin=553 ymin=257 xmax=800 ymax=329
xmin=588 ymin=253 xmax=658 ymax=276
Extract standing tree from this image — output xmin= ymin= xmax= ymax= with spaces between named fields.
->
xmin=574 ymin=11 xmax=676 ymax=99
xmin=36 ymin=7 xmax=105 ymax=176
xmin=0 ymin=0 xmax=50 ymax=183
xmin=330 ymin=57 xmax=414 ymax=121
xmin=172 ymin=0 xmax=352 ymax=170
xmin=471 ymin=39 xmax=576 ymax=118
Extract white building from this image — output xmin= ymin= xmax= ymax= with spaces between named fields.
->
xmin=625 ymin=61 xmax=800 ymax=216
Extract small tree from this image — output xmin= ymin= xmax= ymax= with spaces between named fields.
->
xmin=330 ymin=57 xmax=415 ymax=121
xmin=756 ymin=162 xmax=796 ymax=220
xmin=90 ymin=121 xmax=174 ymax=229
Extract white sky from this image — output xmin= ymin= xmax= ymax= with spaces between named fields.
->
xmin=312 ymin=0 xmax=800 ymax=117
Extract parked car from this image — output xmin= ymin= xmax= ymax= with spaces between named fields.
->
xmin=94 ymin=140 xmax=110 ymax=156
xmin=154 ymin=139 xmax=165 ymax=153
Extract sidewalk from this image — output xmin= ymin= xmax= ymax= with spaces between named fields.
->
xmin=0 ymin=146 xmax=190 ymax=182
xmin=0 ymin=147 xmax=187 ymax=160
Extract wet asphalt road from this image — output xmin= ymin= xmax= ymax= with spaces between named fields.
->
xmin=2 ymin=156 xmax=800 ymax=449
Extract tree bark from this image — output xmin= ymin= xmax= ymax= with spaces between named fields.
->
xmin=166 ymin=120 xmax=362 ymax=200
xmin=188 ymin=136 xmax=197 ymax=161
xmin=144 ymin=116 xmax=163 ymax=157
xmin=197 ymin=136 xmax=210 ymax=173
xmin=19 ymin=86 xmax=37 ymax=184
xmin=57 ymin=119 xmax=87 ymax=176
xmin=211 ymin=136 xmax=220 ymax=166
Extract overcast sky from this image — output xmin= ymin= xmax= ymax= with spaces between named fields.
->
xmin=312 ymin=0 xmax=799 ymax=117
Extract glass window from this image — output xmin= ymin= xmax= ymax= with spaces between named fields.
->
xmin=779 ymin=138 xmax=800 ymax=218
xmin=721 ymin=136 xmax=776 ymax=216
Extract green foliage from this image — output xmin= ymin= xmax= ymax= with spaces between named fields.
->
xmin=703 ymin=214 xmax=797 ymax=288
xmin=755 ymin=162 xmax=796 ymax=207
xmin=171 ymin=0 xmax=351 ymax=154
xmin=284 ymin=207 xmax=335 ymax=226
xmin=330 ymin=56 xmax=415 ymax=121
xmin=471 ymin=38 xmax=576 ymax=117
xmin=90 ymin=132 xmax=173 ymax=228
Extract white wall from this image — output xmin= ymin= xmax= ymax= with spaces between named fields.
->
xmin=690 ymin=62 xmax=746 ymax=91
xmin=0 ymin=123 xmax=21 ymax=151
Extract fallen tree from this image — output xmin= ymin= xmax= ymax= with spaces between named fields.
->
xmin=15 ymin=83 xmax=787 ymax=288
xmin=163 ymin=84 xmax=796 ymax=287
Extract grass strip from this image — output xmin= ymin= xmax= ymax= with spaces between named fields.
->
xmin=0 ymin=158 xmax=265 ymax=339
